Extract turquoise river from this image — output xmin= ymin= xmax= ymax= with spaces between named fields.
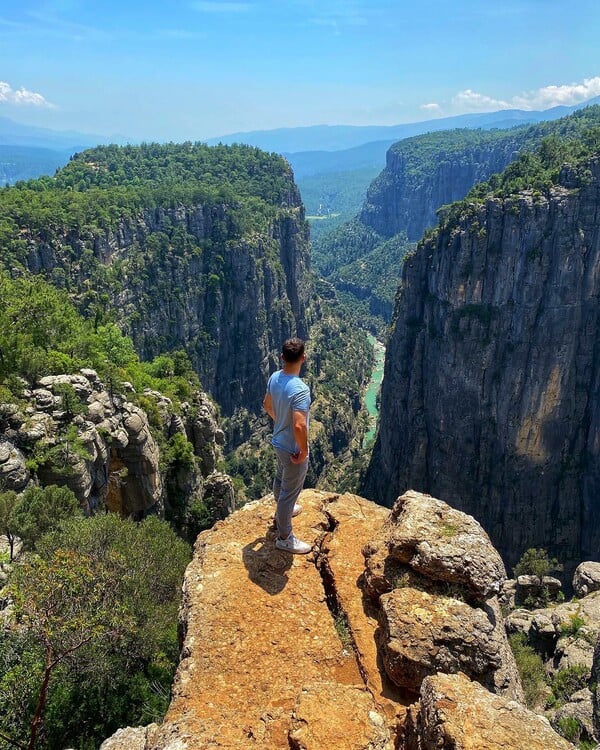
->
xmin=364 ymin=334 xmax=386 ymax=445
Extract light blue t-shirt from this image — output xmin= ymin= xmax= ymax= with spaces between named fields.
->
xmin=267 ymin=370 xmax=311 ymax=454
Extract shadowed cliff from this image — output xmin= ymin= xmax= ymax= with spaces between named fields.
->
xmin=364 ymin=144 xmax=600 ymax=573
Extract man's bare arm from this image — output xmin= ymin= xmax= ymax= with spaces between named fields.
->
xmin=263 ymin=392 xmax=275 ymax=420
xmin=291 ymin=410 xmax=308 ymax=463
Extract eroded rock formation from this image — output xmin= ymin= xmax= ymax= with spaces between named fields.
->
xmin=0 ymin=371 xmax=232 ymax=524
xmin=404 ymin=672 xmax=573 ymax=750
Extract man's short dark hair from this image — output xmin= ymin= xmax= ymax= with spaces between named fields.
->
xmin=282 ymin=337 xmax=305 ymax=363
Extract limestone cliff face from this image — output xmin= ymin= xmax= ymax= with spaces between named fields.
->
xmin=360 ymin=138 xmax=522 ymax=242
xmin=23 ymin=200 xmax=310 ymax=416
xmin=364 ymin=157 xmax=600 ymax=571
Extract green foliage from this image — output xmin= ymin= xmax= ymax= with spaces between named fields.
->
xmin=551 ymin=664 xmax=589 ymax=703
xmin=162 ymin=432 xmax=195 ymax=472
xmin=0 ymin=490 xmax=18 ymax=561
xmin=334 ymin=612 xmax=353 ymax=649
xmin=556 ymin=716 xmax=584 ymax=744
xmin=514 ymin=548 xmax=562 ymax=579
xmin=312 ymin=218 xmax=384 ymax=277
xmin=1 ymin=513 xmax=191 ymax=749
xmin=508 ymin=633 xmax=548 ymax=708
xmin=560 ymin=611 xmax=587 ymax=638
xmin=10 ymin=485 xmax=81 ymax=550
xmin=0 ymin=272 xmax=202 ymax=414
xmin=0 ymin=143 xmax=296 ymax=281
xmin=54 ymin=383 xmax=86 ymax=418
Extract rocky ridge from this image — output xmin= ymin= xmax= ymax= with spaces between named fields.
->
xmin=101 ymin=490 xmax=574 ymax=749
xmin=364 ymin=155 xmax=600 ymax=572
xmin=0 ymin=370 xmax=233 ymax=526
xmin=360 ymin=134 xmax=524 ymax=242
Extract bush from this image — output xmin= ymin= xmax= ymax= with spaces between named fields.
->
xmin=551 ymin=664 xmax=589 ymax=703
xmin=514 ymin=548 xmax=562 ymax=578
xmin=10 ymin=484 xmax=81 ymax=549
xmin=556 ymin=716 xmax=582 ymax=743
xmin=508 ymin=632 xmax=548 ymax=708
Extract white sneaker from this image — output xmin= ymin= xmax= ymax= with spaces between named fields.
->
xmin=275 ymin=533 xmax=312 ymax=554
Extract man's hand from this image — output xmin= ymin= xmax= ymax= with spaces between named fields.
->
xmin=291 ymin=449 xmax=308 ymax=464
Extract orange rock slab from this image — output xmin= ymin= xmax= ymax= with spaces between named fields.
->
xmin=150 ymin=490 xmax=391 ymax=750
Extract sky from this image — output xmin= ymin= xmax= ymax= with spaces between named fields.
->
xmin=1 ymin=0 xmax=599 ymax=142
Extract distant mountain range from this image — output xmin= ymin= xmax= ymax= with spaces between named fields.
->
xmin=206 ymin=97 xmax=600 ymax=156
xmin=2 ymin=96 xmax=600 ymax=194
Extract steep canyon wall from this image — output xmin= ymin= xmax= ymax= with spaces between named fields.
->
xmin=364 ymin=157 xmax=600 ymax=571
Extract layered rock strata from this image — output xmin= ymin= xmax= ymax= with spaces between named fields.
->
xmin=22 ymin=202 xmax=310 ymax=417
xmin=364 ymin=157 xmax=600 ymax=571
xmin=361 ymin=134 xmax=525 ymax=241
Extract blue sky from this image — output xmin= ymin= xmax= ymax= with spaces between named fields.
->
xmin=1 ymin=0 xmax=599 ymax=141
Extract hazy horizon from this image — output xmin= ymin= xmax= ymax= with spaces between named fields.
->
xmin=1 ymin=0 xmax=599 ymax=142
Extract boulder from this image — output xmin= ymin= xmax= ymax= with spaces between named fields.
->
xmin=363 ymin=491 xmax=506 ymax=601
xmin=552 ymin=635 xmax=596 ymax=675
xmin=0 ymin=441 xmax=29 ymax=491
xmin=404 ymin=672 xmax=574 ymax=750
xmin=378 ymin=588 xmax=523 ymax=700
xmin=551 ymin=688 xmax=595 ymax=746
xmin=288 ymin=682 xmax=391 ymax=750
xmin=202 ymin=472 xmax=235 ymax=522
xmin=515 ymin=575 xmax=562 ymax=606
xmin=99 ymin=724 xmax=158 ymax=750
xmin=574 ymin=563 xmax=600 ymax=598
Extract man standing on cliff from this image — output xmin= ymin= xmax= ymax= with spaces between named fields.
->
xmin=263 ymin=337 xmax=312 ymax=554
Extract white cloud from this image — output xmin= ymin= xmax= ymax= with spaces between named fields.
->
xmin=0 ymin=81 xmax=55 ymax=107
xmin=452 ymin=89 xmax=510 ymax=111
xmin=512 ymin=77 xmax=600 ymax=110
xmin=420 ymin=76 xmax=600 ymax=117
xmin=190 ymin=2 xmax=252 ymax=12
xmin=421 ymin=102 xmax=442 ymax=113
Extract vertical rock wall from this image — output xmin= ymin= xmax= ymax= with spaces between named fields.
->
xmin=364 ymin=158 xmax=600 ymax=571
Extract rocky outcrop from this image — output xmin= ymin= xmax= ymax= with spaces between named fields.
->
xmin=0 ymin=371 xmax=233 ymax=526
xmin=363 ymin=490 xmax=506 ymax=600
xmin=363 ymin=491 xmax=522 ymax=704
xmin=99 ymin=725 xmax=159 ymax=750
xmin=149 ymin=490 xmax=401 ymax=750
xmin=574 ymin=563 xmax=600 ymax=598
xmin=108 ymin=488 xmax=569 ymax=749
xmin=364 ymin=156 xmax=600 ymax=572
xmin=378 ymin=588 xmax=520 ymax=698
xmin=404 ymin=672 xmax=574 ymax=750
xmin=506 ymin=591 xmax=600 ymax=668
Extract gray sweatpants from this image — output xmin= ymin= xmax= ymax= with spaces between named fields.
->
xmin=273 ymin=447 xmax=309 ymax=538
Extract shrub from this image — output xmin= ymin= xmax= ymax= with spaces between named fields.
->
xmin=551 ymin=664 xmax=589 ymax=703
xmin=514 ymin=548 xmax=562 ymax=578
xmin=508 ymin=632 xmax=548 ymax=708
